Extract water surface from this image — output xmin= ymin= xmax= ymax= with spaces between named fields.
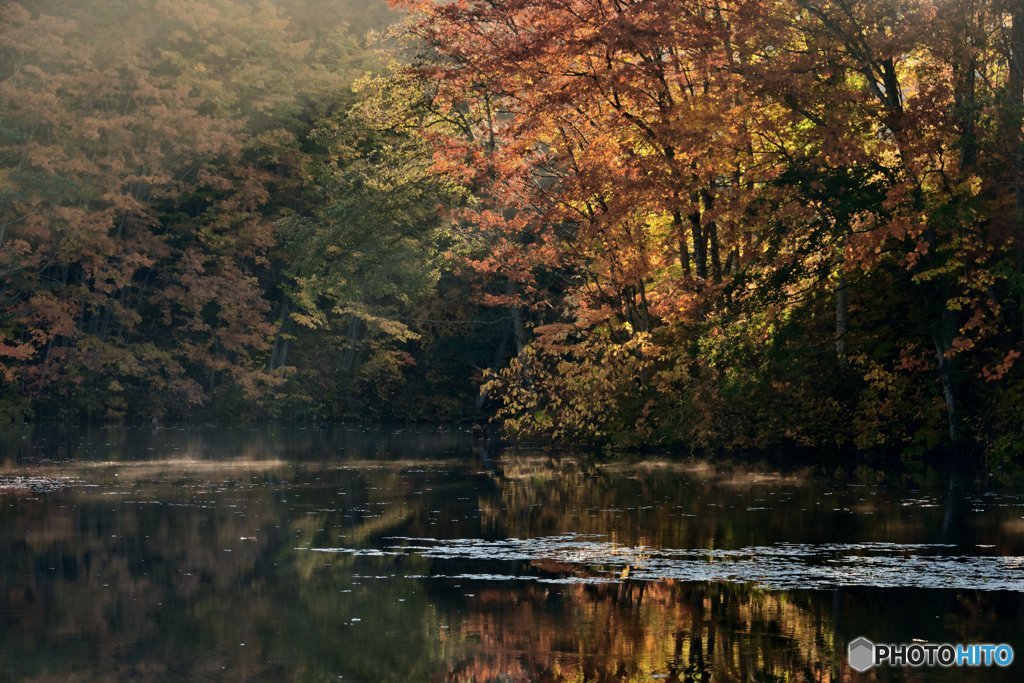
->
xmin=1 ymin=426 xmax=1022 ymax=681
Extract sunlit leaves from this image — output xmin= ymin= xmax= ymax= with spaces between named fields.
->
xmin=401 ymin=0 xmax=1024 ymax=454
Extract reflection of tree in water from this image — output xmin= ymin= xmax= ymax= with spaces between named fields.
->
xmin=0 ymin=458 xmax=449 ymax=682
xmin=481 ymin=455 xmax=1017 ymax=554
xmin=478 ymin=455 xmax=833 ymax=551
xmin=4 ymin=434 xmax=1024 ymax=682
xmin=436 ymin=579 xmax=839 ymax=683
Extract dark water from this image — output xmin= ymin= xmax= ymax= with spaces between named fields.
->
xmin=1 ymin=427 xmax=1023 ymax=682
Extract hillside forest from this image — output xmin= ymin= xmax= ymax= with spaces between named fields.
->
xmin=2 ymin=0 xmax=1024 ymax=463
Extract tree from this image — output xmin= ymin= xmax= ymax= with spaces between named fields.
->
xmin=397 ymin=0 xmax=1024 ymax=457
xmin=0 ymin=0 xmax=390 ymax=419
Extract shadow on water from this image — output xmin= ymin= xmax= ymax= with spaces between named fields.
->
xmin=1 ymin=425 xmax=1022 ymax=681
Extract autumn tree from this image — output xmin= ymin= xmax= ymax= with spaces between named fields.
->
xmin=398 ymin=0 xmax=1024 ymax=457
xmin=0 ymin=0 xmax=389 ymax=419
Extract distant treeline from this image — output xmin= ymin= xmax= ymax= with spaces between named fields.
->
xmin=0 ymin=0 xmax=502 ymax=422
xmin=3 ymin=0 xmax=1024 ymax=465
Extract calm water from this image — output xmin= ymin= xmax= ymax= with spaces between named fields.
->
xmin=1 ymin=426 xmax=1023 ymax=682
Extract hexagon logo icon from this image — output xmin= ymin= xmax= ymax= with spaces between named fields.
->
xmin=848 ymin=636 xmax=876 ymax=672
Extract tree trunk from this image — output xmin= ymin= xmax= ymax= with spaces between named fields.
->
xmin=267 ymin=300 xmax=290 ymax=371
xmin=1008 ymin=1 xmax=1024 ymax=339
xmin=672 ymin=208 xmax=690 ymax=276
xmin=504 ymin=278 xmax=526 ymax=356
xmin=954 ymin=55 xmax=978 ymax=169
xmin=726 ymin=248 xmax=739 ymax=276
xmin=701 ymin=188 xmax=721 ymax=282
xmin=835 ymin=271 xmax=848 ymax=364
xmin=688 ymin=192 xmax=707 ymax=279
xmin=341 ymin=316 xmax=363 ymax=375
xmin=933 ymin=331 xmax=960 ymax=445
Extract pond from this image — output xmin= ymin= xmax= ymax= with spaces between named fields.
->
xmin=1 ymin=426 xmax=1022 ymax=681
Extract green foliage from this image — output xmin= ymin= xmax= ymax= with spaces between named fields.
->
xmin=263 ymin=68 xmax=489 ymax=419
xmin=485 ymin=327 xmax=656 ymax=447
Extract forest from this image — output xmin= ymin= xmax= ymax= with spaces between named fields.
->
xmin=2 ymin=0 xmax=1024 ymax=464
